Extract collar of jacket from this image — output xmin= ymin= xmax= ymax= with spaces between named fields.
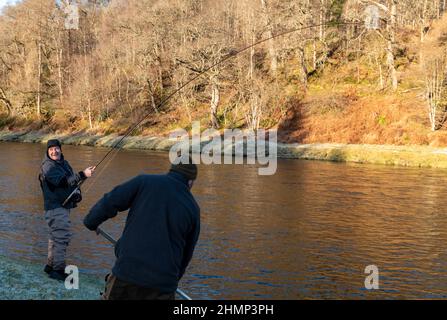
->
xmin=167 ymin=171 xmax=189 ymax=186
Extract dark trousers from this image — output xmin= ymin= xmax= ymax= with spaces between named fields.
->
xmin=102 ymin=273 xmax=175 ymax=300
xmin=44 ymin=207 xmax=72 ymax=270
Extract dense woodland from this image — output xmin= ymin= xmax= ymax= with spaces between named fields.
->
xmin=2 ymin=0 xmax=447 ymax=145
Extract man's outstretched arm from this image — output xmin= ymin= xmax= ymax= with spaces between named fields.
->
xmin=84 ymin=175 xmax=142 ymax=231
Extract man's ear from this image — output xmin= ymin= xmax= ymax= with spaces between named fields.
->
xmin=188 ymin=180 xmax=194 ymax=189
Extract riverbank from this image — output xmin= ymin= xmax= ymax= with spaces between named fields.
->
xmin=2 ymin=130 xmax=447 ymax=169
xmin=0 ymin=255 xmax=102 ymax=300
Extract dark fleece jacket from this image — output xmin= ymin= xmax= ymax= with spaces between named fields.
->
xmin=83 ymin=171 xmax=201 ymax=293
xmin=40 ymin=152 xmax=86 ymax=211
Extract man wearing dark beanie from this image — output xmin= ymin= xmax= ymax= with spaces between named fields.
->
xmin=39 ymin=139 xmax=96 ymax=281
xmin=169 ymin=161 xmax=198 ymax=187
xmin=84 ymin=158 xmax=200 ymax=300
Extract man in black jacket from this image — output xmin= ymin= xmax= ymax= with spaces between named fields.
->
xmin=40 ymin=139 xmax=95 ymax=281
xmin=84 ymin=160 xmax=200 ymax=300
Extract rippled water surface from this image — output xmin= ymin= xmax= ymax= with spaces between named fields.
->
xmin=1 ymin=141 xmax=447 ymax=299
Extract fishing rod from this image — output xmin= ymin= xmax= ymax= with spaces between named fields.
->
xmin=61 ymin=20 xmax=362 ymax=206
xmin=96 ymin=227 xmax=193 ymax=301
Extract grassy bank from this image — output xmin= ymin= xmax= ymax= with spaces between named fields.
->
xmin=0 ymin=130 xmax=176 ymax=152
xmin=2 ymin=130 xmax=447 ymax=169
xmin=278 ymin=143 xmax=447 ymax=168
xmin=0 ymin=255 xmax=102 ymax=300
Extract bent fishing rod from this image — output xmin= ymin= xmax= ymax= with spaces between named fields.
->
xmin=62 ymin=20 xmax=362 ymax=207
xmin=96 ymin=227 xmax=192 ymax=300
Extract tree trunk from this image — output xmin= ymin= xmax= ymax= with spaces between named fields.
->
xmin=83 ymin=32 xmax=93 ymax=130
xmin=147 ymin=80 xmax=159 ymax=114
xmin=88 ymin=98 xmax=93 ymax=129
xmin=67 ymin=29 xmax=72 ymax=96
xmin=260 ymin=0 xmax=277 ymax=76
xmin=210 ymin=76 xmax=219 ymax=129
xmin=319 ymin=0 xmax=326 ymax=40
xmin=56 ymin=48 xmax=64 ymax=107
xmin=387 ymin=0 xmax=398 ymax=91
xmin=298 ymin=46 xmax=308 ymax=86
xmin=376 ymin=56 xmax=384 ymax=89
xmin=386 ymin=40 xmax=397 ymax=90
xmin=0 ymin=87 xmax=13 ymax=116
xmin=37 ymin=40 xmax=42 ymax=118
xmin=249 ymin=32 xmax=255 ymax=79
xmin=421 ymin=0 xmax=429 ymax=42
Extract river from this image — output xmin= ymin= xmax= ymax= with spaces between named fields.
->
xmin=1 ymin=141 xmax=447 ymax=299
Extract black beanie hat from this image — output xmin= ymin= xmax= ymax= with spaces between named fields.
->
xmin=47 ymin=139 xmax=61 ymax=149
xmin=170 ymin=158 xmax=198 ymax=181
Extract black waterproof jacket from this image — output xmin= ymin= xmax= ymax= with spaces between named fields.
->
xmin=40 ymin=152 xmax=86 ymax=211
xmin=84 ymin=172 xmax=201 ymax=293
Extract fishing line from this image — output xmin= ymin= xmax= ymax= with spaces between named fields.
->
xmin=83 ymin=147 xmax=120 ymax=194
xmin=63 ymin=20 xmax=363 ymax=207
xmin=63 ymin=20 xmax=362 ymax=206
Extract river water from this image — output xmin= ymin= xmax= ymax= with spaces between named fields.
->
xmin=1 ymin=141 xmax=447 ymax=299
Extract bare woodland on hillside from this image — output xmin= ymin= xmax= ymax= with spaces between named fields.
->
xmin=0 ymin=0 xmax=447 ymax=137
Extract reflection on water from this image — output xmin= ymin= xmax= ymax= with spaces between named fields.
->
xmin=1 ymin=141 xmax=447 ymax=299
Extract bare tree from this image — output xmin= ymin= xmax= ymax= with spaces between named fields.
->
xmin=423 ymin=54 xmax=447 ymax=131
xmin=345 ymin=0 xmax=398 ymax=90
xmin=260 ymin=0 xmax=278 ymax=76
